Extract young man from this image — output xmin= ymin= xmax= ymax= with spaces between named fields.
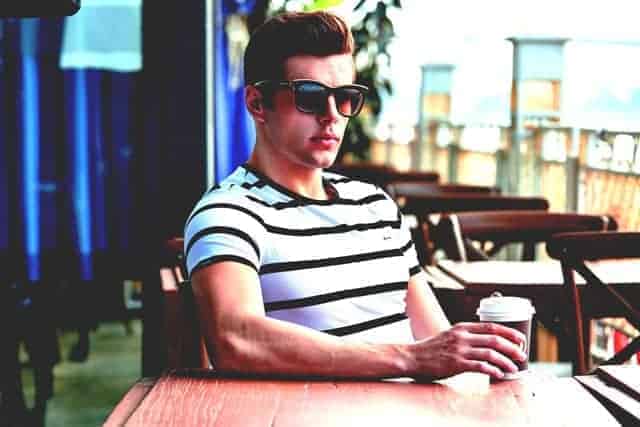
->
xmin=184 ymin=11 xmax=526 ymax=380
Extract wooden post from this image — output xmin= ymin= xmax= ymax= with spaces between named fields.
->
xmin=508 ymin=37 xmax=568 ymax=196
xmin=415 ymin=64 xmax=454 ymax=171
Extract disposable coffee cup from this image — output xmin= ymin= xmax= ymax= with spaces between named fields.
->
xmin=476 ymin=293 xmax=536 ymax=380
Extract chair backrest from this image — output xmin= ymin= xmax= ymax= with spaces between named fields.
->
xmin=400 ymin=193 xmax=549 ymax=217
xmin=161 ymin=238 xmax=210 ymax=369
xmin=433 ymin=210 xmax=618 ymax=262
xmin=547 ymin=231 xmax=640 ymax=375
xmin=401 ymin=194 xmax=549 ymax=265
xmin=386 ymin=169 xmax=440 ymax=183
xmin=385 ymin=181 xmax=500 ymax=201
xmin=327 ymin=162 xmax=439 ymax=187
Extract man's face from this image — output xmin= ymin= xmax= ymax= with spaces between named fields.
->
xmin=261 ymin=53 xmax=355 ymax=171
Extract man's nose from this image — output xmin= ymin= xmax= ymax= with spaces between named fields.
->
xmin=318 ymin=95 xmax=341 ymax=123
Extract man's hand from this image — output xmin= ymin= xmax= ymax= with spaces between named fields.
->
xmin=408 ymin=322 xmax=528 ymax=381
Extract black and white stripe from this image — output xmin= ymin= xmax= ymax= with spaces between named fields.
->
xmin=184 ymin=164 xmax=421 ymax=343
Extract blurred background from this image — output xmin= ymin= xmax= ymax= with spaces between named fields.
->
xmin=1 ymin=0 xmax=639 ymax=425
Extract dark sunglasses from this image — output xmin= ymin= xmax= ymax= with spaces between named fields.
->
xmin=254 ymin=79 xmax=369 ymax=118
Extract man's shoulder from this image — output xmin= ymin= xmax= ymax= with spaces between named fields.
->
xmin=204 ymin=166 xmax=275 ymax=200
xmin=186 ymin=167 xmax=271 ymax=225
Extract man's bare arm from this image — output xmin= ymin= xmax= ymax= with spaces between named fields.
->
xmin=192 ymin=261 xmax=528 ymax=380
xmin=192 ymin=261 xmax=412 ymax=377
xmin=405 ymin=270 xmax=451 ymax=341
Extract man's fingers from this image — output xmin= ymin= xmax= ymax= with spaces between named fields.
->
xmin=412 ymin=322 xmax=531 ymax=380
xmin=464 ymin=332 xmax=528 ymax=362
xmin=460 ymin=359 xmax=505 ymax=379
xmin=457 ymin=322 xmax=527 ymax=345
xmin=464 ymin=347 xmax=519 ymax=374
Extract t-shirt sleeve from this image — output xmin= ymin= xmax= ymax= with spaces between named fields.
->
xmin=183 ymin=197 xmax=266 ymax=277
xmin=400 ymin=211 xmax=423 ymax=276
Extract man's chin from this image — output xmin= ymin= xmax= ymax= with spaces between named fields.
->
xmin=319 ymin=150 xmax=341 ymax=169
xmin=318 ymin=157 xmax=339 ymax=170
xmin=297 ymin=148 xmax=340 ymax=170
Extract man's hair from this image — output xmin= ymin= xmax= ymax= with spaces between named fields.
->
xmin=244 ymin=11 xmax=354 ymax=86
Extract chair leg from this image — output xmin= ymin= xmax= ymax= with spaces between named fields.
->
xmin=582 ymin=316 xmax=592 ymax=373
xmin=561 ymin=265 xmax=587 ymax=375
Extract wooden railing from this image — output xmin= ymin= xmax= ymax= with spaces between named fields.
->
xmin=370 ymin=125 xmax=639 ymax=232
xmin=583 ymin=169 xmax=640 ymax=231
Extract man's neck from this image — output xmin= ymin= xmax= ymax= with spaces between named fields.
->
xmin=247 ymin=152 xmax=328 ymax=200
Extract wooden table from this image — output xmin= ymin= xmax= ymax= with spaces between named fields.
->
xmin=104 ymin=369 xmax=619 ymax=426
xmin=430 ymin=260 xmax=577 ymax=323
xmin=575 ymin=365 xmax=640 ymax=425
xmin=428 ymin=259 xmax=640 ymax=361
xmin=432 ymin=259 xmax=640 ymax=319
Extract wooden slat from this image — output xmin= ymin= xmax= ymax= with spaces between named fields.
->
xmin=160 ymin=267 xmax=178 ymax=293
xmin=401 ymin=194 xmax=549 ymax=217
xmin=576 ymin=374 xmax=640 ymax=424
xmin=430 ymin=210 xmax=616 ymax=262
xmin=160 ymin=267 xmax=181 ymax=368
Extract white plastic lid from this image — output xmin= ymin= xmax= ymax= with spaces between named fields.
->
xmin=476 ymin=293 xmax=535 ymax=322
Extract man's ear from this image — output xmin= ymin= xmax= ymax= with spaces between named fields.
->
xmin=245 ymin=86 xmax=266 ymax=123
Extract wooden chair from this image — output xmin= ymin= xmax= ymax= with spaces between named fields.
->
xmin=429 ymin=211 xmax=617 ymax=359
xmin=161 ymin=238 xmax=209 ymax=369
xmin=400 ymin=194 xmax=550 ymax=266
xmin=399 ymin=193 xmax=549 ymax=218
xmin=327 ymin=162 xmax=439 ymax=187
xmin=431 ymin=210 xmax=617 ymax=262
xmin=547 ymin=231 xmax=640 ymax=375
xmin=385 ymin=181 xmax=500 ymax=201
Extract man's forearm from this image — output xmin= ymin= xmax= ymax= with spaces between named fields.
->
xmin=207 ymin=313 xmax=414 ymax=378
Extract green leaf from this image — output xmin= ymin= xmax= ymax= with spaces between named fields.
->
xmin=305 ymin=0 xmax=345 ymax=11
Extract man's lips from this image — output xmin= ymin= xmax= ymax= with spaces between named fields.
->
xmin=310 ymin=133 xmax=339 ymax=144
xmin=309 ymin=135 xmax=339 ymax=149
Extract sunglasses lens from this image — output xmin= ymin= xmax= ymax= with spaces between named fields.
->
xmin=335 ymin=88 xmax=364 ymax=117
xmin=293 ymin=82 xmax=366 ymax=117
xmin=295 ymin=83 xmax=328 ymax=114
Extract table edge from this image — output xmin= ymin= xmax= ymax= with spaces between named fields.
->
xmin=103 ymin=377 xmax=157 ymax=426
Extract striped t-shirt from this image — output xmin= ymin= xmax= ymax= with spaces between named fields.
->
xmin=184 ymin=164 xmax=422 ymax=343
